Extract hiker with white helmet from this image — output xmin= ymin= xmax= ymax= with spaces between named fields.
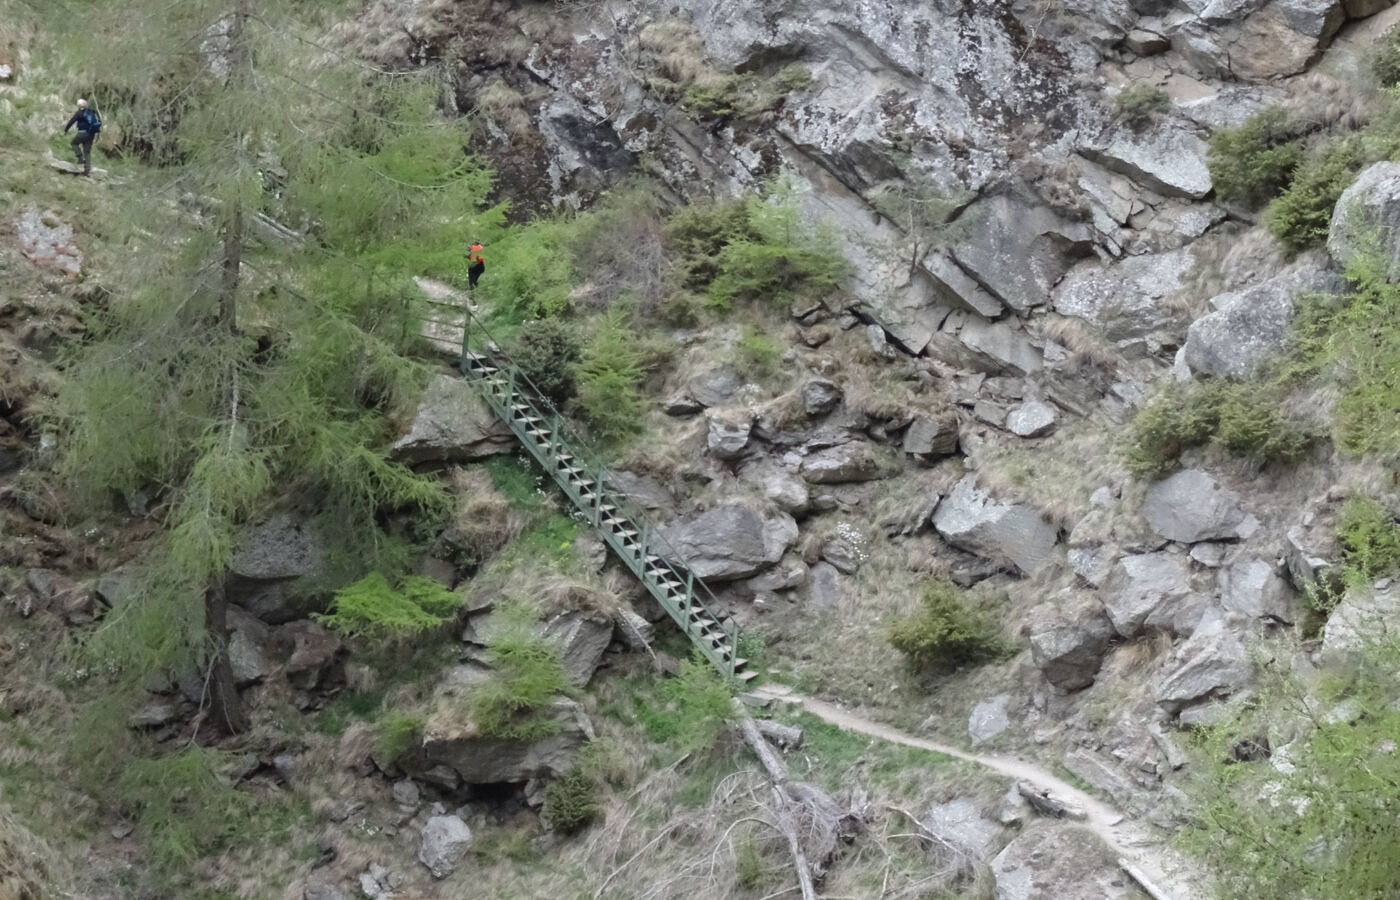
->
xmin=63 ymin=98 xmax=102 ymax=175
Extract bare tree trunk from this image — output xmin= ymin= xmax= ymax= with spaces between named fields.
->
xmin=220 ymin=204 xmax=242 ymax=332
xmin=203 ymin=582 xmax=249 ymax=736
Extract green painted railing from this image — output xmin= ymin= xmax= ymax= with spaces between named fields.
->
xmin=424 ymin=297 xmax=749 ymax=680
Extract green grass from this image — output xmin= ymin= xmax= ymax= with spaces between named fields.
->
xmin=788 ymin=712 xmax=953 ymax=793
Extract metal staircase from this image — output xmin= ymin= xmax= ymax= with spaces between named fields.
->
xmin=421 ymin=288 xmax=752 ymax=681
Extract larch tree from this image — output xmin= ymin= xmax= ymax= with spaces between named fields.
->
xmin=44 ymin=0 xmax=501 ymax=743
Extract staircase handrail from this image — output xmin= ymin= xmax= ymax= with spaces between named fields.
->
xmin=445 ymin=300 xmax=743 ymax=677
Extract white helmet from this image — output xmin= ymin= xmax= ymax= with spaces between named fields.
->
xmin=77 ymin=99 xmax=87 ymax=107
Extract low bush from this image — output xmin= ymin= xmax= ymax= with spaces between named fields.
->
xmin=887 ymin=578 xmax=1007 ymax=671
xmin=706 ymin=182 xmax=847 ymax=310
xmin=315 ymin=572 xmax=463 ymax=639
xmin=470 ymin=605 xmax=571 ymax=740
xmin=736 ymin=325 xmax=783 ymax=378
xmin=1372 ymin=25 xmax=1400 ymax=88
xmin=682 ymin=74 xmax=758 ymax=119
xmin=541 ymin=768 xmax=600 ymax=834
xmin=1208 ymin=107 xmax=1305 ymax=207
xmin=774 ymin=63 xmax=814 ymax=94
xmin=1336 ymin=496 xmax=1400 ymax=588
xmin=1267 ymin=137 xmax=1364 ymax=254
xmin=1122 ymin=381 xmax=1311 ymax=480
xmin=572 ymin=310 xmax=649 ymax=444
xmin=1115 ymin=85 xmax=1170 ymax=128
xmin=633 ymin=653 xmax=735 ymax=752
xmin=512 ymin=317 xmax=581 ymax=405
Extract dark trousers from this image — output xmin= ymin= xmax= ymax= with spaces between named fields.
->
xmin=468 ymin=261 xmax=485 ymax=290
xmin=71 ymin=132 xmax=94 ymax=172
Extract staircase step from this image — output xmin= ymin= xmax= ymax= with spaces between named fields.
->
xmin=735 ymin=669 xmax=759 ymax=682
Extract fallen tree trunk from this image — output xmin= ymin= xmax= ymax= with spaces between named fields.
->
xmin=755 ymin=719 xmax=804 ymax=749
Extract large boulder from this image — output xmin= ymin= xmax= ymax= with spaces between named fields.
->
xmin=1218 ymin=558 xmax=1297 ymax=624
xmin=542 ymin=609 xmax=613 ymax=686
xmin=655 ymin=502 xmax=799 ymax=581
xmin=406 ymin=666 xmax=594 ymax=785
xmin=268 ymin=619 xmax=342 ymax=690
xmin=902 ymin=411 xmax=961 ymax=459
xmin=1183 ymin=266 xmax=1339 ymax=377
xmin=707 ymin=411 xmax=754 ymax=460
xmin=799 ymin=442 xmax=891 ymax=484
xmin=1005 ymin=400 xmax=1056 ymax=438
xmin=227 ymin=514 xmax=328 ymax=624
xmin=922 ymin=798 xmax=1004 ymax=861
xmin=418 ymin=814 xmax=472 ymax=879
xmin=1319 ymin=581 xmax=1400 ymax=669
xmin=991 ymin=823 xmax=1140 ymax=900
xmin=1175 ymin=0 xmax=1350 ymax=81
xmin=1028 ymin=595 xmax=1115 ymax=691
xmin=957 ymin=319 xmax=1044 ymax=376
xmin=932 ymin=476 xmax=1058 ymax=575
xmin=1082 ymin=122 xmax=1212 ymax=199
xmin=1100 ymin=552 xmax=1195 ymax=638
xmin=948 ymin=195 xmax=1093 ymax=314
xmin=390 ymin=375 xmax=515 ymax=464
xmin=1329 ymin=161 xmax=1400 ymax=274
xmin=1143 ymin=469 xmax=1255 ymax=544
xmin=1052 ymin=248 xmax=1194 ymax=350
xmin=1155 ymin=607 xmax=1252 ymax=715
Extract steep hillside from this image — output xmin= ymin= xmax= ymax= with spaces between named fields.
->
xmin=7 ymin=0 xmax=1400 ymax=898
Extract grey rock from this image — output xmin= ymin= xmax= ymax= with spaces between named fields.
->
xmin=1284 ymin=523 xmax=1335 ymax=592
xmin=410 ymin=667 xmax=595 ymax=784
xmin=744 ymin=556 xmax=809 ymax=592
xmin=1219 ymin=558 xmax=1296 ymax=623
xmin=226 ymin=606 xmax=271 ymax=686
xmin=391 ymin=375 xmax=514 ymax=464
xmin=228 ymin=513 xmax=327 ymax=624
xmin=1184 ymin=266 xmax=1340 ymax=377
xmin=358 ymin=863 xmax=396 ymax=900
xmin=655 ymin=503 xmax=799 ymax=581
xmin=991 ymin=823 xmax=1140 ymax=900
xmin=271 ymin=619 xmax=343 ymax=690
xmin=820 ymin=532 xmax=865 ymax=575
xmin=1155 ymin=607 xmax=1252 ymax=713
xmin=958 ymin=319 xmax=1043 ymax=375
xmin=392 ymin=779 xmax=421 ymax=807
xmin=807 ymin=562 xmax=842 ymax=611
xmin=968 ymin=695 xmax=1011 ymax=745
xmin=922 ymin=799 xmax=1004 ymax=860
xmin=1329 ymin=161 xmax=1400 ymax=275
xmin=614 ymin=608 xmax=655 ymax=649
xmin=949 ymin=195 xmax=1093 ymax=314
xmin=1124 ymin=27 xmax=1170 ymax=54
xmin=1052 ymin=248 xmax=1194 ymax=348
xmin=689 ymin=368 xmax=741 ymax=407
xmin=1101 ymin=552 xmax=1193 ymax=638
xmin=543 ymin=609 xmax=613 ymax=686
xmin=707 ymin=412 xmax=753 ymax=460
xmin=1144 ymin=469 xmax=1253 ymax=543
xmin=1083 ymin=122 xmax=1212 ymax=199
xmin=799 ymin=442 xmax=889 ymax=484
xmin=602 ymin=471 xmax=674 ymax=511
xmin=932 ymin=475 xmax=1058 ymax=576
xmin=662 ymin=392 xmax=704 ymax=416
xmin=272 ymin=753 xmax=299 ymax=783
xmin=802 ymin=379 xmax=843 ymax=416
xmin=1062 ymin=749 xmax=1150 ymax=814
xmin=1189 ymin=542 xmax=1228 ymax=567
xmin=418 ymin=814 xmax=472 ymax=879
xmin=902 ymin=412 xmax=960 ymax=458
xmin=866 ymin=323 xmax=895 ymax=357
xmin=1028 ymin=599 xmax=1115 ymax=691
xmin=762 ymin=468 xmax=811 ymax=516
xmin=1005 ymin=400 xmax=1057 ymax=438
xmin=128 ymin=698 xmax=178 ymax=729
xmin=95 ymin=570 xmax=139 ymax=610
xmin=1320 ymin=581 xmax=1400 ymax=669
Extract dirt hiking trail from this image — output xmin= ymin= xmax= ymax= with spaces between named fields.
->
xmin=750 ymin=684 xmax=1201 ymax=899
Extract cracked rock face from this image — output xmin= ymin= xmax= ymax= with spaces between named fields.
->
xmin=932 ymin=475 xmax=1058 ymax=576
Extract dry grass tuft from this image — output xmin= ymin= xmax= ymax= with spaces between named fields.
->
xmin=1031 ymin=314 xmax=1121 ymax=372
xmin=636 ymin=20 xmax=711 ymax=89
xmin=477 ymin=78 xmax=533 ymax=137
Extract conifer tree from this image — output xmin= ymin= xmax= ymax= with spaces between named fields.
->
xmin=44 ymin=0 xmax=500 ymax=737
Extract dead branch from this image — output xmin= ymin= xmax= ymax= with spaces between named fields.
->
xmin=755 ymin=719 xmax=804 ymax=750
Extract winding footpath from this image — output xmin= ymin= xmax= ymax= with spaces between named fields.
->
xmin=749 ymin=684 xmax=1202 ymax=900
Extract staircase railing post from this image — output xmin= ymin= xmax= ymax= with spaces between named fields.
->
xmin=459 ymin=307 xmax=470 ymax=374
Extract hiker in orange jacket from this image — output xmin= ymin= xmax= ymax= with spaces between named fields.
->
xmin=466 ymin=242 xmax=485 ymax=290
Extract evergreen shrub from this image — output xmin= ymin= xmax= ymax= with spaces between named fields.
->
xmin=1207 ymin=108 xmax=1305 ymax=207
xmin=315 ymin=572 xmax=462 ymax=639
xmin=887 ymin=579 xmax=1006 ymax=671
xmin=512 ymin=317 xmax=581 ymax=405
xmin=1267 ymin=138 xmax=1363 ymax=254
xmin=375 ymin=712 xmax=423 ymax=761
xmin=541 ymin=768 xmax=600 ymax=834
xmin=573 ymin=310 xmax=648 ymax=444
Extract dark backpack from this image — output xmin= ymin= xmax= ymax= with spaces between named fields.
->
xmin=81 ymin=109 xmax=102 ymax=133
